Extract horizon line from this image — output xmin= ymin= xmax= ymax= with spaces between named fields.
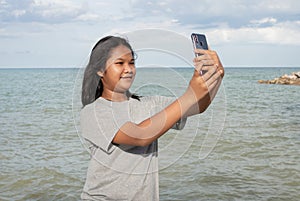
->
xmin=0 ymin=66 xmax=300 ymax=69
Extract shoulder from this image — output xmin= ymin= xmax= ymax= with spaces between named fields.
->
xmin=81 ymin=101 xmax=94 ymax=115
xmin=80 ymin=98 xmax=110 ymax=116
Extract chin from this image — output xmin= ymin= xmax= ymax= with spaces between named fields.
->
xmin=116 ymin=85 xmax=132 ymax=93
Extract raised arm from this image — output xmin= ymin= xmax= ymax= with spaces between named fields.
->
xmin=113 ymin=54 xmax=224 ymax=147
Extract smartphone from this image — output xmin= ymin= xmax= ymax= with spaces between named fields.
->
xmin=191 ymin=33 xmax=208 ymax=57
xmin=191 ymin=33 xmax=209 ymax=75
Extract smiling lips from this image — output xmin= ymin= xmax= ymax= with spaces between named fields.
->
xmin=120 ymin=75 xmax=133 ymax=79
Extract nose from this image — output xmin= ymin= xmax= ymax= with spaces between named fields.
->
xmin=124 ymin=63 xmax=133 ymax=73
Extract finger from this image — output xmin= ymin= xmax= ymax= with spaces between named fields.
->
xmin=193 ymin=60 xmax=213 ymax=75
xmin=207 ymin=77 xmax=219 ymax=92
xmin=205 ymin=69 xmax=222 ymax=87
xmin=196 ymin=59 xmax=215 ymax=67
xmin=193 ymin=61 xmax=203 ymax=76
xmin=194 ymin=49 xmax=208 ymax=55
xmin=201 ymin=64 xmax=218 ymax=80
xmin=194 ymin=54 xmax=216 ymax=67
xmin=199 ymin=50 xmax=219 ymax=63
xmin=216 ymin=68 xmax=224 ymax=78
xmin=201 ymin=63 xmax=221 ymax=71
xmin=193 ymin=53 xmax=211 ymax=61
xmin=206 ymin=77 xmax=220 ymax=101
xmin=207 ymin=51 xmax=223 ymax=67
xmin=217 ymin=64 xmax=225 ymax=78
xmin=194 ymin=63 xmax=216 ymax=77
xmin=195 ymin=60 xmax=215 ymax=68
xmin=201 ymin=68 xmax=221 ymax=89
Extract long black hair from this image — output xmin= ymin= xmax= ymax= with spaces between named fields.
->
xmin=81 ymin=36 xmax=139 ymax=107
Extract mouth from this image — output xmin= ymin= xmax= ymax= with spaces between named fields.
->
xmin=120 ymin=76 xmax=133 ymax=79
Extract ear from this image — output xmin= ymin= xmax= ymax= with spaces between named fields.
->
xmin=97 ymin=71 xmax=103 ymax=78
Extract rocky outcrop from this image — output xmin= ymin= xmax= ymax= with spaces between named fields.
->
xmin=258 ymin=71 xmax=300 ymax=85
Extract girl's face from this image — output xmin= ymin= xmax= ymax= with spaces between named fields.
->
xmin=98 ymin=45 xmax=136 ymax=97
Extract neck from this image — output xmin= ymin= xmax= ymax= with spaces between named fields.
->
xmin=101 ymin=90 xmax=129 ymax=102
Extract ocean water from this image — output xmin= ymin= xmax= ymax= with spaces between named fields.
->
xmin=0 ymin=67 xmax=299 ymax=201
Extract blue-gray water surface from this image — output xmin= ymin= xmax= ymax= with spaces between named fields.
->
xmin=0 ymin=67 xmax=299 ymax=200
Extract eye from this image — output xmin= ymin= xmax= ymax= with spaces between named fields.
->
xmin=115 ymin=62 xmax=124 ymax=65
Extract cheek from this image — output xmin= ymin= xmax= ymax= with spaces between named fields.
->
xmin=132 ymin=68 xmax=137 ymax=76
xmin=104 ymin=66 xmax=122 ymax=77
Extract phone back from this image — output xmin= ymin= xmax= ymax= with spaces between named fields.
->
xmin=191 ymin=33 xmax=208 ymax=50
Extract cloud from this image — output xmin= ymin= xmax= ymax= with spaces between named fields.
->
xmin=250 ymin=17 xmax=277 ymax=27
xmin=0 ymin=0 xmax=87 ymax=23
xmin=130 ymin=0 xmax=300 ymax=28
xmin=207 ymin=23 xmax=300 ymax=46
xmin=214 ymin=20 xmax=300 ymax=46
xmin=0 ymin=0 xmax=299 ymax=67
xmin=125 ymin=0 xmax=300 ymax=46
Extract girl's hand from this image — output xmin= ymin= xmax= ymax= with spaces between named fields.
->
xmin=187 ymin=49 xmax=224 ymax=103
xmin=194 ymin=49 xmax=224 ymax=78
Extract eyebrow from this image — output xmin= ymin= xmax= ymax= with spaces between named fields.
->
xmin=115 ymin=57 xmax=135 ymax=61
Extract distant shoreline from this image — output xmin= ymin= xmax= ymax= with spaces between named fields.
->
xmin=0 ymin=66 xmax=300 ymax=70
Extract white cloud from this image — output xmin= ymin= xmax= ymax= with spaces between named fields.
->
xmin=206 ymin=20 xmax=300 ymax=46
xmin=0 ymin=0 xmax=299 ymax=67
xmin=130 ymin=0 xmax=300 ymax=29
xmin=11 ymin=9 xmax=26 ymax=18
xmin=32 ymin=0 xmax=82 ymax=18
xmin=76 ymin=13 xmax=99 ymax=21
xmin=0 ymin=0 xmax=87 ymax=23
xmin=250 ymin=17 xmax=277 ymax=26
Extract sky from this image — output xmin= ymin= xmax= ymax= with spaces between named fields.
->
xmin=0 ymin=0 xmax=300 ymax=68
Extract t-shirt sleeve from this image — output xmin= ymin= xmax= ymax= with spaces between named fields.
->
xmin=80 ymin=104 xmax=124 ymax=153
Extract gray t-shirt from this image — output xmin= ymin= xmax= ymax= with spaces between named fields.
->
xmin=80 ymin=96 xmax=185 ymax=201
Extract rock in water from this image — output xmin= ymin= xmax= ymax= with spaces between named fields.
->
xmin=258 ymin=71 xmax=300 ymax=86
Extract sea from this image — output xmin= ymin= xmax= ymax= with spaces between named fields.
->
xmin=0 ymin=67 xmax=299 ymax=201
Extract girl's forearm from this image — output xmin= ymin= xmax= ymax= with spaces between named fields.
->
xmin=184 ymin=76 xmax=222 ymax=117
xmin=113 ymin=91 xmax=196 ymax=146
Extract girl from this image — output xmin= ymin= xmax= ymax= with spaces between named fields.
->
xmin=81 ymin=36 xmax=224 ymax=200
